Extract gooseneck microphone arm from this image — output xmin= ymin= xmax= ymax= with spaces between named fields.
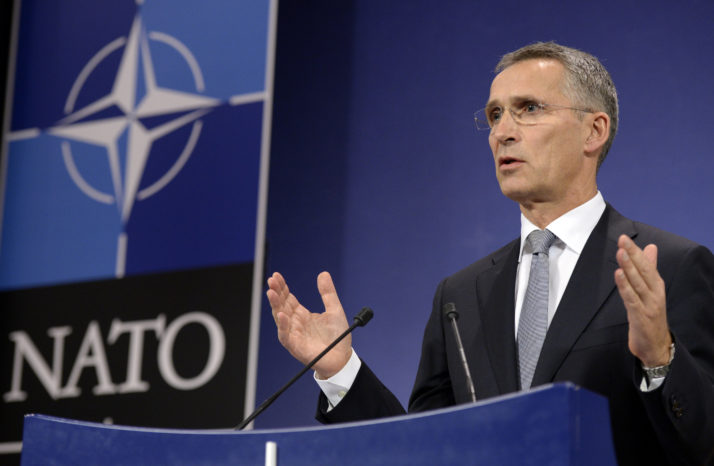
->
xmin=443 ymin=302 xmax=477 ymax=403
xmin=236 ymin=307 xmax=374 ymax=430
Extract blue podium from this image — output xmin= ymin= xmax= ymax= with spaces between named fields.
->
xmin=21 ymin=383 xmax=616 ymax=465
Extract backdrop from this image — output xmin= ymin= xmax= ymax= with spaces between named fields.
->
xmin=0 ymin=1 xmax=276 ymax=460
xmin=255 ymin=0 xmax=714 ymax=428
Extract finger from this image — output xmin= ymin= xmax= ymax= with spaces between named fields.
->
xmin=617 ymin=236 xmax=660 ymax=289
xmin=614 ymin=268 xmax=643 ymax=311
xmin=317 ymin=271 xmax=343 ymax=314
xmin=266 ymin=274 xmax=283 ymax=302
xmin=266 ymin=289 xmax=286 ymax=324
xmin=268 ymin=272 xmax=301 ymax=313
xmin=616 ymin=247 xmax=650 ymax=298
xmin=266 ymin=273 xmax=286 ymax=304
xmin=267 ymin=275 xmax=300 ymax=319
xmin=271 ymin=272 xmax=292 ymax=302
xmin=275 ymin=311 xmax=294 ymax=348
xmin=616 ymin=237 xmax=660 ymax=298
xmin=617 ymin=235 xmax=648 ymax=273
xmin=615 ymin=241 xmax=666 ymax=319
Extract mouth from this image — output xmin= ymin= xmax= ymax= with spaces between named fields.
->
xmin=498 ymin=156 xmax=524 ymax=168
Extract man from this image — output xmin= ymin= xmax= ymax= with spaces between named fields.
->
xmin=266 ymin=42 xmax=714 ymax=465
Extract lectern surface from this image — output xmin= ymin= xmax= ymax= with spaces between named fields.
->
xmin=21 ymin=383 xmax=616 ymax=465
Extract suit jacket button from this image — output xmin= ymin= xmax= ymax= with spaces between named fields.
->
xmin=670 ymin=397 xmax=684 ymax=418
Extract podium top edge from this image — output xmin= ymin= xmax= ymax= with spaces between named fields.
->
xmin=24 ymin=382 xmax=595 ymax=435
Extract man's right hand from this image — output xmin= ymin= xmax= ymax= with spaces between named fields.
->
xmin=266 ymin=271 xmax=352 ymax=379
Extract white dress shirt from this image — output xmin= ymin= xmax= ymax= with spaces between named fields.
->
xmin=514 ymin=191 xmax=606 ymax=336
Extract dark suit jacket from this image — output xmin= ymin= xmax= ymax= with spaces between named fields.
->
xmin=317 ymin=205 xmax=714 ymax=465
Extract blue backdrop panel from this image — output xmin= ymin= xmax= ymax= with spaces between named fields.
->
xmin=256 ymin=0 xmax=714 ymax=428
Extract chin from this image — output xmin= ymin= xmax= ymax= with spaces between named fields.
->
xmin=498 ymin=182 xmax=531 ymax=203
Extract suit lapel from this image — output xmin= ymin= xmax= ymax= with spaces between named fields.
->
xmin=476 ymin=239 xmax=520 ymax=394
xmin=532 ymin=205 xmax=636 ymax=385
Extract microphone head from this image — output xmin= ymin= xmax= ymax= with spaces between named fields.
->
xmin=442 ymin=302 xmax=459 ymax=321
xmin=353 ymin=307 xmax=374 ymax=327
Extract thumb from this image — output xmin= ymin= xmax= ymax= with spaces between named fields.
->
xmin=643 ymin=244 xmax=658 ymax=268
xmin=317 ymin=271 xmax=343 ymax=314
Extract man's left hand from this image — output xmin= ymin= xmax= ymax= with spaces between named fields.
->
xmin=614 ymin=234 xmax=673 ymax=367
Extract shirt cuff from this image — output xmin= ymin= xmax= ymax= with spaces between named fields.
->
xmin=314 ymin=348 xmax=361 ymax=411
xmin=639 ymin=373 xmax=666 ymax=392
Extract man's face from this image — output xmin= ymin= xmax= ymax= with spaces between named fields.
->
xmin=487 ymin=59 xmax=594 ymax=208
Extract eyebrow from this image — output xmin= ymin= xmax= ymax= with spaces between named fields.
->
xmin=485 ymin=94 xmax=540 ymax=109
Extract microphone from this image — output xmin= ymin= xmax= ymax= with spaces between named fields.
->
xmin=443 ymin=303 xmax=477 ymax=403
xmin=236 ymin=307 xmax=374 ymax=430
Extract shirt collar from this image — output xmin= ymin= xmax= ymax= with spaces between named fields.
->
xmin=518 ymin=191 xmax=607 ymax=261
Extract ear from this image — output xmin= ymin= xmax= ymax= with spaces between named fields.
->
xmin=584 ymin=111 xmax=610 ymax=156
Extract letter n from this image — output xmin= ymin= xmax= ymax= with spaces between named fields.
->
xmin=4 ymin=327 xmax=72 ymax=402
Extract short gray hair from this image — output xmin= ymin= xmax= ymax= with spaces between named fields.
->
xmin=495 ymin=42 xmax=618 ymax=168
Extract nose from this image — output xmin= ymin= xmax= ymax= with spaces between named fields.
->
xmin=490 ymin=108 xmax=519 ymax=145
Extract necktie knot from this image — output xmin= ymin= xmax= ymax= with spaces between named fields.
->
xmin=527 ymin=229 xmax=556 ymax=255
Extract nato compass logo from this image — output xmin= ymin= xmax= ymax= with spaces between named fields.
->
xmin=1 ymin=2 xmax=271 ymax=290
xmin=50 ymin=14 xmax=224 ymax=276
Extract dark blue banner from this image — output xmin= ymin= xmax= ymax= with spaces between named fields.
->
xmin=1 ymin=0 xmax=276 ymax=457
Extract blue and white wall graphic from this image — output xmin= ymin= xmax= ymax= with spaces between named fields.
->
xmin=2 ymin=0 xmax=273 ymax=289
xmin=1 ymin=0 xmax=276 ymax=457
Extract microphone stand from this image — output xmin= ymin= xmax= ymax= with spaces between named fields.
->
xmin=236 ymin=307 xmax=374 ymax=430
xmin=443 ymin=302 xmax=477 ymax=403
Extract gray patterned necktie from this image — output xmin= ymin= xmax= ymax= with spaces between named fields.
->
xmin=518 ymin=229 xmax=556 ymax=390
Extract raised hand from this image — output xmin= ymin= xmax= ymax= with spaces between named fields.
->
xmin=266 ymin=271 xmax=352 ymax=379
xmin=614 ymin=234 xmax=673 ymax=367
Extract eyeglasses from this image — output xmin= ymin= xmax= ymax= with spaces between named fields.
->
xmin=473 ymin=101 xmax=593 ymax=131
